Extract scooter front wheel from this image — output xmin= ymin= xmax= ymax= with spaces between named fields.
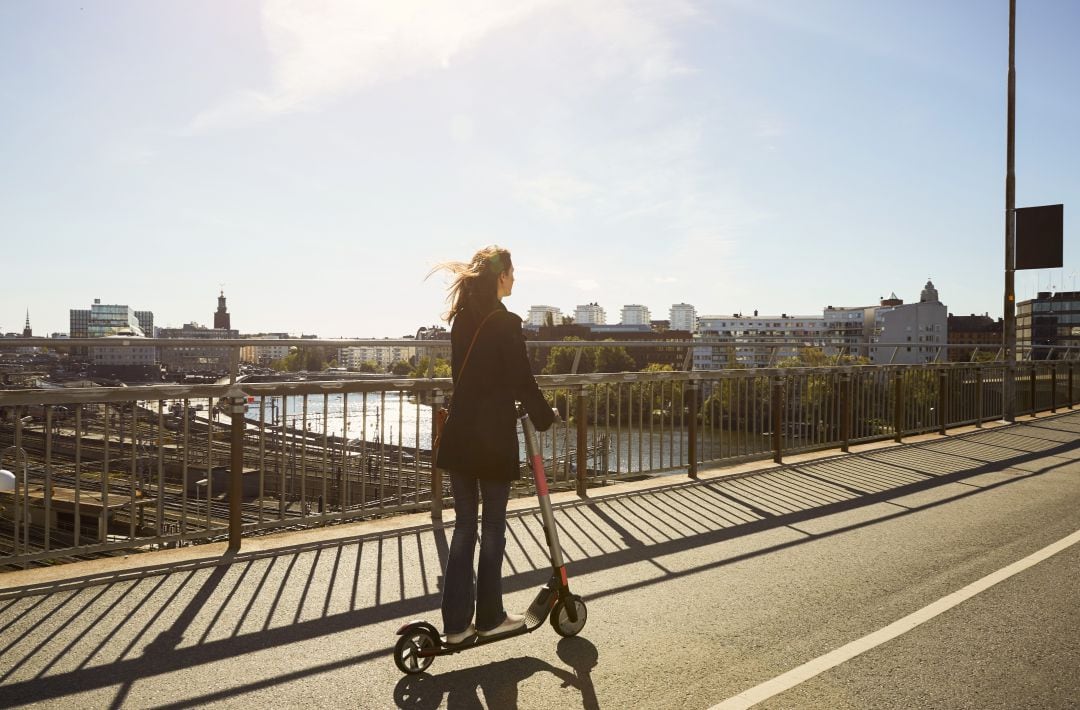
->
xmin=394 ymin=629 xmax=437 ymax=674
xmin=550 ymin=596 xmax=588 ymax=637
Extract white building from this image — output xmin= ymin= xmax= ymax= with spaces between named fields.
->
xmin=338 ymin=344 xmax=418 ymax=371
xmin=694 ymin=313 xmax=825 ymax=369
xmin=670 ymin=303 xmax=697 ymax=333
xmin=239 ymin=335 xmax=291 ymax=366
xmin=823 ymin=305 xmax=874 ymax=358
xmin=620 ymin=305 xmax=651 ymax=326
xmin=868 ymin=280 xmax=948 ymax=364
xmin=526 ymin=305 xmax=562 ymax=329
xmin=575 ymin=303 xmax=606 ymax=325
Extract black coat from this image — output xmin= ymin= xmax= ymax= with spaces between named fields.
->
xmin=435 ymin=302 xmax=555 ymax=480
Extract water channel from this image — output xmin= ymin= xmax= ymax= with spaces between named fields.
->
xmin=240 ymin=392 xmax=764 ymax=475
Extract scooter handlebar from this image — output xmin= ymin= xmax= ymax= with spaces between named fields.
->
xmin=516 ymin=404 xmax=563 ymax=427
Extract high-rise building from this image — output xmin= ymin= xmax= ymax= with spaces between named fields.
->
xmin=670 ymin=303 xmax=697 ymax=333
xmin=86 ymin=301 xmax=146 ymax=338
xmin=135 ymin=311 xmax=155 ymax=338
xmin=71 ymin=299 xmax=151 ymax=340
xmin=526 ymin=305 xmax=562 ymax=329
xmin=823 ymin=305 xmax=873 ymax=358
xmin=620 ymin=305 xmax=651 ymax=326
xmin=575 ymin=302 xmax=606 ymax=325
xmin=69 ymin=308 xmax=89 ymax=341
xmin=68 ymin=299 xmax=157 ymax=378
xmin=1017 ymin=291 xmax=1080 ymax=360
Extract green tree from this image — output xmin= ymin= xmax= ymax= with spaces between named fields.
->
xmin=776 ymin=347 xmax=870 ymax=368
xmin=595 ymin=345 xmax=635 ymax=373
xmin=410 ymin=356 xmax=451 ymax=378
xmin=543 ymin=337 xmax=595 ymax=374
xmin=621 ymin=364 xmax=684 ymax=423
xmin=271 ymin=346 xmax=319 ymax=372
xmin=389 ymin=360 xmax=413 ymax=376
xmin=269 ymin=354 xmax=294 ymax=372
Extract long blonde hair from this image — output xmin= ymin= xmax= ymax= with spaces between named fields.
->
xmin=428 ymin=245 xmax=512 ymax=323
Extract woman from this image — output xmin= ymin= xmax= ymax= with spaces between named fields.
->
xmin=431 ymin=245 xmax=556 ymax=644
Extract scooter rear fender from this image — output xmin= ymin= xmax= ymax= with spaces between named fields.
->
xmin=397 ymin=620 xmax=440 ymax=637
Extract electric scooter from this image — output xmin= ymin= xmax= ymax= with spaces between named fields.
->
xmin=394 ymin=407 xmax=588 ymax=674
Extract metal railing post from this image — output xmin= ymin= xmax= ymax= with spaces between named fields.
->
xmin=431 ymin=389 xmax=444 ymax=520
xmin=840 ymin=372 xmax=851 ymax=452
xmin=893 ymin=370 xmax=904 ymax=443
xmin=1030 ymin=368 xmax=1037 ymax=416
xmin=227 ymin=389 xmax=247 ymax=552
xmin=230 ymin=347 xmax=240 ymax=384
xmin=1070 ymin=362 xmax=1075 ymax=409
xmin=938 ymin=370 xmax=947 ymax=435
xmin=975 ymin=367 xmax=984 ymax=427
xmin=687 ymin=381 xmax=699 ymax=479
xmin=772 ymin=377 xmax=783 ymax=464
xmin=2 ymin=443 xmax=30 ymax=566
xmin=1051 ymin=363 xmax=1057 ymax=413
xmin=576 ymin=385 xmax=588 ymax=496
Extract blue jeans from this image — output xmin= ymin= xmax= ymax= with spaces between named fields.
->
xmin=441 ymin=471 xmax=511 ymax=635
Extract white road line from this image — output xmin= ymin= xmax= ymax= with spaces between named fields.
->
xmin=710 ymin=528 xmax=1080 ymax=710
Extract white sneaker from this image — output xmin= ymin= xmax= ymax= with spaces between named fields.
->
xmin=478 ymin=613 xmax=525 ymax=637
xmin=443 ymin=623 xmax=475 ymax=645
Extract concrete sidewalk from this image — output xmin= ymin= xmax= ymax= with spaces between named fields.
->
xmin=1 ymin=411 xmax=1078 ymax=708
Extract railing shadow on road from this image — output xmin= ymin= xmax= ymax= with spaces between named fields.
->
xmin=0 ymin=414 xmax=1077 ymax=708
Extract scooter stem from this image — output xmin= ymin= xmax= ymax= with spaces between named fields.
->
xmin=520 ymin=412 xmax=566 ymax=573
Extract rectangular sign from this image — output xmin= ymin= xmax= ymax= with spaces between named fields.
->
xmin=1015 ymin=203 xmax=1064 ymax=270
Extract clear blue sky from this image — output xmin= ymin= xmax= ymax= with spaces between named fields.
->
xmin=2 ymin=0 xmax=1077 ymax=338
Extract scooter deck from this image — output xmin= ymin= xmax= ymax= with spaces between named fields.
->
xmin=421 ymin=621 xmax=539 ymax=657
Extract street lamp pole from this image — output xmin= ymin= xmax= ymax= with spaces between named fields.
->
xmin=1003 ymin=0 xmax=1017 ymax=422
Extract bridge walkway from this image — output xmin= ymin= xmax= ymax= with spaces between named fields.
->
xmin=1 ymin=412 xmax=1078 ymax=708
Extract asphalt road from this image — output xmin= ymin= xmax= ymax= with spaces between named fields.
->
xmin=1 ymin=414 xmax=1078 ymax=709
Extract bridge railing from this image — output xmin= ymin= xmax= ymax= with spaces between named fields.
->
xmin=1 ymin=360 xmax=1076 ymax=569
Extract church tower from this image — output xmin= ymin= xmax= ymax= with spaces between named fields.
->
xmin=214 ymin=291 xmax=231 ymax=330
xmin=22 ymin=309 xmax=32 ymax=337
xmin=920 ymin=279 xmax=940 ymax=303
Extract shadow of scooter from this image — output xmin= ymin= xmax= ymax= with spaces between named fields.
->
xmin=393 ymin=637 xmax=599 ymax=710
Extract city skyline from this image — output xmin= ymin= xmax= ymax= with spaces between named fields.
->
xmin=3 ymin=1 xmax=1077 ymax=338
xmin=0 ymin=279 xmax=921 ymax=336
xmin=4 ymin=276 xmax=1001 ymax=340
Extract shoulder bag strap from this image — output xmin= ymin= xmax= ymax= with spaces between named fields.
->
xmin=457 ymin=309 xmax=500 ymax=385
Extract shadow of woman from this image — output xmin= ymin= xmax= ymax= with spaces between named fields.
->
xmin=393 ymin=638 xmax=600 ymax=710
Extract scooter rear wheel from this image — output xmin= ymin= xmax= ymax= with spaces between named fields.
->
xmin=394 ymin=629 xmax=437 ymax=674
xmin=551 ymin=596 xmax=588 ymax=637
